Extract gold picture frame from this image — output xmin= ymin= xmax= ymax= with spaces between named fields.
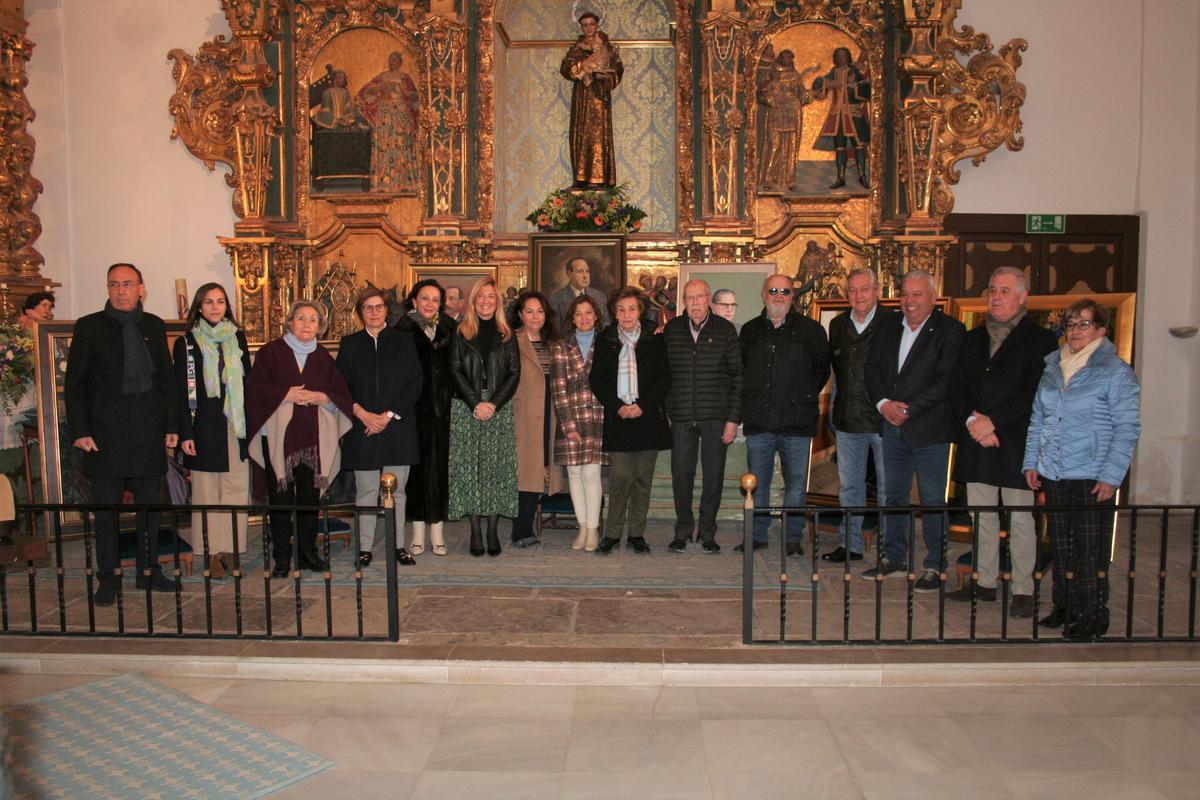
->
xmin=953 ymin=292 xmax=1136 ymax=364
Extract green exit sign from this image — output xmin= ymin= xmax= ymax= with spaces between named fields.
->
xmin=1026 ymin=214 xmax=1066 ymax=234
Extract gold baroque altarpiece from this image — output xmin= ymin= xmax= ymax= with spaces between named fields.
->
xmin=164 ymin=0 xmax=1027 ymax=343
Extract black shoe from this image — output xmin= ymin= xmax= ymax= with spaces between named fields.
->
xmin=627 ymin=537 xmax=651 ymax=554
xmin=861 ymin=557 xmax=904 ymax=581
xmin=1009 ymin=594 xmax=1035 ymax=618
xmin=668 ymin=538 xmax=688 ymax=553
xmin=94 ymin=578 xmax=117 ymax=607
xmin=913 ymin=569 xmax=941 ymax=593
xmin=700 ymin=539 xmax=720 ymax=555
xmin=486 ymin=517 xmax=501 ymax=556
xmin=301 ymin=551 xmax=330 ymax=573
xmin=820 ymin=547 xmax=863 ymax=563
xmin=271 ymin=564 xmax=291 ymax=578
xmin=734 ymin=541 xmax=768 ymax=553
xmin=356 ymin=550 xmax=373 ymax=568
xmin=1064 ymin=617 xmax=1098 ymax=642
xmin=1039 ymin=607 xmax=1066 ymax=628
xmin=469 ymin=517 xmax=484 ymax=557
xmin=785 ymin=542 xmax=804 ymax=557
xmin=946 ymin=585 xmax=997 ymax=603
xmin=135 ymin=570 xmax=176 ymax=592
xmin=512 ymin=536 xmax=539 ymax=549
xmin=396 ymin=548 xmax=416 ymax=566
xmin=596 ymin=536 xmax=620 ymax=555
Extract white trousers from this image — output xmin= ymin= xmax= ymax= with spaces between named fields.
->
xmin=354 ymin=466 xmax=410 ymax=551
xmin=566 ymin=463 xmax=603 ymax=529
xmin=967 ymin=482 xmax=1037 ymax=595
xmin=189 ymin=426 xmax=250 ymax=554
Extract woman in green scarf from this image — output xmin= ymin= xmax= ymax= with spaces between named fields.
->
xmin=174 ymin=283 xmax=252 ymax=579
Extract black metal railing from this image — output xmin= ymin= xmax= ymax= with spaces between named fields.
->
xmin=0 ymin=477 xmax=403 ymax=642
xmin=739 ymin=479 xmax=1200 ymax=645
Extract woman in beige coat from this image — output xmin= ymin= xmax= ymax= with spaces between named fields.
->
xmin=509 ymin=290 xmax=563 ymax=547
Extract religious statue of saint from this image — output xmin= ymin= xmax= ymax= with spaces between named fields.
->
xmin=311 ymin=70 xmax=361 ymax=129
xmin=756 ymin=49 xmax=813 ymax=193
xmin=560 ymin=12 xmax=623 ymax=189
xmin=811 ymin=47 xmax=871 ymax=189
xmin=355 ymin=51 xmax=421 ymax=192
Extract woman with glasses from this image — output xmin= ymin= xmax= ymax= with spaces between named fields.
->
xmin=1023 ymin=298 xmax=1141 ymax=641
xmin=336 ymin=288 xmax=424 ymax=568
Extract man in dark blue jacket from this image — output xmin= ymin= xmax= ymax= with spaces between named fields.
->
xmin=736 ymin=274 xmax=830 ymax=555
xmin=864 ymin=269 xmax=965 ymax=591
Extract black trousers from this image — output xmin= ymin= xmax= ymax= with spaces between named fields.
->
xmin=1044 ymin=478 xmax=1115 ymax=622
xmin=264 ymin=458 xmax=320 ymax=567
xmin=90 ymin=476 xmax=163 ymax=578
xmin=671 ymin=420 xmax=729 ymax=542
xmin=512 ymin=491 xmax=540 ymax=541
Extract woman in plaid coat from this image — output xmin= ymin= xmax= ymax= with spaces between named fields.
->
xmin=551 ymin=294 xmax=607 ymax=552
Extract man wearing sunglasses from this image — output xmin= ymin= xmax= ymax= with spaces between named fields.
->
xmin=736 ymin=274 xmax=830 ymax=555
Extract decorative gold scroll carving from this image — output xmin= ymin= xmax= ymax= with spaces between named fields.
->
xmin=0 ymin=25 xmax=44 ymax=277
xmin=898 ymin=0 xmax=1026 ymax=224
xmin=418 ymin=14 xmax=468 ymax=221
xmin=169 ymin=1 xmax=283 ymax=221
xmin=404 ymin=236 xmax=489 ymax=264
xmin=675 ymin=0 xmax=695 ymax=229
xmin=476 ymin=0 xmax=496 ymax=232
xmin=698 ymin=12 xmax=748 ymax=221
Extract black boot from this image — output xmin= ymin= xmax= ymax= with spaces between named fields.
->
xmin=468 ymin=516 xmax=484 ymax=557
xmin=829 ymin=150 xmax=847 ymax=189
xmin=855 ymin=148 xmax=870 ymax=187
xmin=486 ymin=515 xmax=502 ymax=557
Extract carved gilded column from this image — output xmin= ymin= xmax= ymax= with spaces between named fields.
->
xmin=418 ymin=14 xmax=468 ymax=224
xmin=698 ymin=12 xmax=749 ymax=225
xmin=675 ymin=0 xmax=695 ymax=230
xmin=0 ymin=1 xmax=45 ymax=283
xmin=476 ymin=0 xmax=495 ymax=233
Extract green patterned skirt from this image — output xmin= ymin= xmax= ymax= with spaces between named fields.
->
xmin=447 ymin=395 xmax=519 ymax=519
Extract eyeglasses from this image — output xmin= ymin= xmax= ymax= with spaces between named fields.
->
xmin=766 ymin=287 xmax=792 ymax=296
xmin=713 ymin=302 xmax=737 ymax=308
xmin=1063 ymin=319 xmax=1097 ymax=331
xmin=361 ymin=303 xmax=388 ymax=313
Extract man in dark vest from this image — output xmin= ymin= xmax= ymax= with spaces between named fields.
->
xmin=823 ymin=267 xmax=893 ymax=563
xmin=66 ymin=263 xmax=179 ymax=606
xmin=947 ymin=267 xmax=1057 ymax=616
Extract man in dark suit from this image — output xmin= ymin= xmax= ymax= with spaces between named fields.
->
xmin=549 ymin=257 xmax=609 ymax=329
xmin=946 ymin=267 xmax=1058 ymax=616
xmin=66 ymin=263 xmax=179 ymax=607
xmin=864 ymin=269 xmax=965 ymax=590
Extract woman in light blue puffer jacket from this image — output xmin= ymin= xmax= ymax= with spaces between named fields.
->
xmin=1023 ymin=298 xmax=1141 ymax=641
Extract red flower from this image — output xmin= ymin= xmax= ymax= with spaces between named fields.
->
xmin=593 ymin=216 xmax=605 ymax=226
xmin=633 ymin=219 xmax=642 ymax=230
xmin=537 ymin=214 xmax=550 ymax=226
xmin=576 ymin=210 xmax=588 ymax=219
xmin=552 ymin=196 xmax=564 ymax=207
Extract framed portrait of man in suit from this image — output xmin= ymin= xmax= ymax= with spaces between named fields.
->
xmin=529 ymin=234 xmax=625 ymax=326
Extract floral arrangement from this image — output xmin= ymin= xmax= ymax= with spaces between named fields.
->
xmin=0 ymin=322 xmax=35 ymax=414
xmin=526 ymin=185 xmax=647 ymax=233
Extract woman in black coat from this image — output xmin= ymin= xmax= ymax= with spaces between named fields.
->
xmin=174 ymin=283 xmax=252 ymax=578
xmin=589 ymin=287 xmax=672 ymax=553
xmin=336 ymin=288 xmax=424 ymax=568
xmin=396 ymin=278 xmax=457 ymax=556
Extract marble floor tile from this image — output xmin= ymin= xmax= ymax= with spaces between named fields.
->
xmin=700 ymin=719 xmax=845 ymax=774
xmin=424 ymin=719 xmax=570 ymax=773
xmin=561 ymin=769 xmax=713 ymax=799
xmin=446 ymin=684 xmax=575 ymax=720
xmin=707 ymin=768 xmax=863 ymax=800
xmin=227 ymin=712 xmax=319 ymax=743
xmin=564 ymin=719 xmax=705 ymax=773
xmin=829 ymin=718 xmax=993 ymax=776
xmin=857 ymin=769 xmax=1012 ymax=800
xmin=410 ymin=770 xmax=561 ymax=800
xmin=692 ymin=686 xmax=824 ymax=720
xmin=996 ymin=770 xmax=1169 ymax=799
xmin=271 ymin=768 xmax=419 ymax=800
xmin=1077 ymin=715 xmax=1200 ymax=772
xmin=153 ymin=676 xmax=237 ymax=705
xmin=572 ymin=686 xmax=664 ymax=720
xmin=210 ymin=678 xmax=346 ymax=716
xmin=812 ymin=687 xmax=952 ymax=720
xmin=1150 ymin=769 xmax=1200 ymax=800
xmin=294 ymin=715 xmax=442 ymax=771
xmin=1047 ymin=685 xmax=1190 ymax=717
xmin=329 ymin=682 xmax=459 ymax=719
xmin=0 ymin=673 xmax=101 ymax=705
xmin=953 ymin=715 xmax=1133 ymax=774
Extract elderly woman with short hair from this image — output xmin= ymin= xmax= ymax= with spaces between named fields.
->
xmin=247 ymin=300 xmax=354 ymax=577
xmin=1023 ymin=298 xmax=1141 ymax=641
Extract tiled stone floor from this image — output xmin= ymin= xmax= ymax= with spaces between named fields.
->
xmin=3 ymin=671 xmax=1200 ymax=799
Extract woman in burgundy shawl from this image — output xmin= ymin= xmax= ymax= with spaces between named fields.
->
xmin=246 ymin=301 xmax=353 ymax=576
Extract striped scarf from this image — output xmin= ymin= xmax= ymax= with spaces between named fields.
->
xmin=617 ymin=326 xmax=640 ymax=404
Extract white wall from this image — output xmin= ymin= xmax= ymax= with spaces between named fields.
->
xmin=26 ymin=0 xmax=237 ymax=321
xmin=21 ymin=0 xmax=1200 ymax=501
xmin=955 ymin=0 xmax=1200 ymax=503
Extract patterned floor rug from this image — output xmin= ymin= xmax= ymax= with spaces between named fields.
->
xmin=4 ymin=673 xmax=330 ymax=798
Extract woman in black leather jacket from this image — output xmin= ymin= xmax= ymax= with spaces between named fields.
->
xmin=447 ymin=276 xmax=521 ymax=556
